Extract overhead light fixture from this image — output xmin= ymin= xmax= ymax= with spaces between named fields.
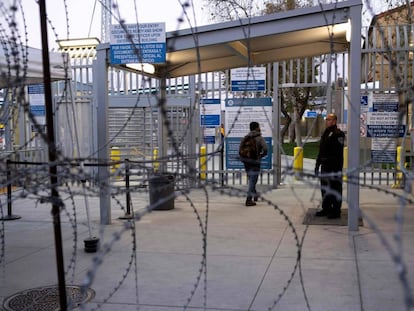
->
xmin=330 ymin=20 xmax=351 ymax=42
xmin=346 ymin=19 xmax=351 ymax=42
xmin=56 ymin=37 xmax=101 ymax=48
xmin=125 ymin=63 xmax=156 ymax=74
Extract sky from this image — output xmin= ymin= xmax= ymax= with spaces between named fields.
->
xmin=3 ymin=0 xmax=388 ymax=51
xmin=5 ymin=0 xmax=207 ymax=50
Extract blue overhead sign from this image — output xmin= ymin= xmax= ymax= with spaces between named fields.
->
xmin=110 ymin=23 xmax=166 ymax=65
xmin=230 ymin=67 xmax=266 ymax=92
xmin=28 ymin=84 xmax=44 ymax=94
xmin=306 ymin=111 xmax=317 ymax=118
xmin=231 ymin=80 xmax=265 ymax=92
xmin=30 ymin=105 xmax=46 ymax=116
xmin=110 ymin=43 xmax=166 ymax=64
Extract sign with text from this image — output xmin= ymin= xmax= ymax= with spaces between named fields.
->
xmin=28 ymin=84 xmax=46 ymax=118
xmin=367 ymin=94 xmax=405 ymax=138
xmin=360 ymin=94 xmax=369 ymax=137
xmin=110 ymin=23 xmax=166 ymax=64
xmin=371 ymin=137 xmax=396 ymax=163
xmin=200 ymin=98 xmax=221 ymax=144
xmin=231 ymin=67 xmax=266 ymax=92
xmin=203 ymin=127 xmax=216 ymax=144
xmin=225 ymin=97 xmax=272 ymax=169
xmin=306 ymin=111 xmax=317 ymax=118
xmin=200 ymin=99 xmax=221 ymax=126
xmin=365 ymin=93 xmax=403 ymax=163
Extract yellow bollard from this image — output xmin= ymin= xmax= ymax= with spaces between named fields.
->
xmin=110 ymin=147 xmax=121 ymax=176
xmin=153 ymin=148 xmax=159 ymax=173
xmin=343 ymin=146 xmax=348 ymax=181
xmin=293 ymin=146 xmax=303 ymax=180
xmin=396 ymin=146 xmax=402 ymax=170
xmin=200 ymin=145 xmax=207 ymax=180
xmin=393 ymin=146 xmax=403 ymax=188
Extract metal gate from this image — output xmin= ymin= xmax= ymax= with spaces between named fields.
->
xmin=359 ymin=23 xmax=414 ymax=187
xmin=54 ymin=46 xmax=196 ymax=187
xmin=54 ymin=22 xmax=414 ymax=188
xmin=107 ymin=96 xmax=193 ymax=187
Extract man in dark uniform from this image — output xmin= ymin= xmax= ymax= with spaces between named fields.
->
xmin=314 ymin=113 xmax=346 ymax=219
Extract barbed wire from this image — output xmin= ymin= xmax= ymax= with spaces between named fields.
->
xmin=1 ymin=1 xmax=414 ymax=311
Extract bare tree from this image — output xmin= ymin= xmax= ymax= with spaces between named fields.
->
xmin=204 ymin=0 xmax=317 ymax=143
xmin=204 ymin=0 xmax=263 ymax=21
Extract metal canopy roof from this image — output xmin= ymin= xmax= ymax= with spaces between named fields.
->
xmin=96 ymin=0 xmax=363 ymax=230
xmin=0 ymin=46 xmax=70 ymax=88
xmin=157 ymin=0 xmax=360 ymax=78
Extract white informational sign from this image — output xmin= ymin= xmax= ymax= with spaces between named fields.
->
xmin=28 ymin=92 xmax=44 ymax=105
xmin=371 ymin=137 xmax=396 ymax=163
xmin=28 ymin=84 xmax=46 ymax=119
xmin=110 ymin=23 xmax=166 ymax=64
xmin=230 ymin=67 xmax=266 ymax=92
xmin=27 ymin=84 xmax=46 ymax=148
xmin=367 ymin=93 xmax=404 ymax=138
xmin=225 ymin=97 xmax=272 ymax=169
xmin=200 ymin=99 xmax=221 ymax=144
xmin=200 ymin=99 xmax=221 ymax=126
xmin=365 ymin=93 xmax=403 ymax=163
xmin=372 ymin=137 xmax=396 ymax=150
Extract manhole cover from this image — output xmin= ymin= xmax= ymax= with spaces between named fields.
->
xmin=2 ymin=285 xmax=95 ymax=311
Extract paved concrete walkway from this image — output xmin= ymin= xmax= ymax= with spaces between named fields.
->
xmin=1 ymin=179 xmax=414 ymax=310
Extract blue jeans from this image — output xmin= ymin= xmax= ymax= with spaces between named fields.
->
xmin=245 ymin=165 xmax=260 ymax=200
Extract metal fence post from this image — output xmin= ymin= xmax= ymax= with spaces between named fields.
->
xmin=1 ymin=160 xmax=21 ymax=221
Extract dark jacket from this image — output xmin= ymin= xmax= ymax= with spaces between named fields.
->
xmin=242 ymin=130 xmax=268 ymax=167
xmin=316 ymin=125 xmax=345 ymax=172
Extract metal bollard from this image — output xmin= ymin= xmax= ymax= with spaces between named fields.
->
xmin=1 ymin=160 xmax=21 ymax=221
xmin=343 ymin=146 xmax=348 ymax=181
xmin=200 ymin=145 xmax=207 ymax=180
xmin=110 ymin=147 xmax=121 ymax=177
xmin=393 ymin=146 xmax=405 ymax=188
xmin=293 ymin=146 xmax=303 ymax=180
xmin=119 ymin=159 xmax=133 ymax=220
xmin=153 ymin=148 xmax=159 ymax=173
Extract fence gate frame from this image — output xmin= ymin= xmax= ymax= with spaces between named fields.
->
xmin=93 ymin=1 xmax=363 ymax=230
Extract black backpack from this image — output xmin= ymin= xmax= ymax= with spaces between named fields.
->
xmin=239 ymin=135 xmax=258 ymax=160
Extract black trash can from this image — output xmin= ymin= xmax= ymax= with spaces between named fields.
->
xmin=149 ymin=174 xmax=175 ymax=210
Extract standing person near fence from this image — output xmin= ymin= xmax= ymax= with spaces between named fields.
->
xmin=239 ymin=121 xmax=268 ymax=206
xmin=314 ymin=113 xmax=346 ymax=219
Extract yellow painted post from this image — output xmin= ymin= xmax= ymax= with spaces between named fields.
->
xmin=293 ymin=146 xmax=303 ymax=180
xmin=397 ymin=146 xmax=402 ymax=170
xmin=343 ymin=146 xmax=348 ymax=181
xmin=393 ymin=146 xmax=403 ymax=188
xmin=200 ymin=145 xmax=207 ymax=180
xmin=153 ymin=148 xmax=159 ymax=173
xmin=110 ymin=147 xmax=121 ymax=176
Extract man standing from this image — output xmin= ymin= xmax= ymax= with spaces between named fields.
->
xmin=314 ymin=113 xmax=346 ymax=219
xmin=239 ymin=121 xmax=268 ymax=206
